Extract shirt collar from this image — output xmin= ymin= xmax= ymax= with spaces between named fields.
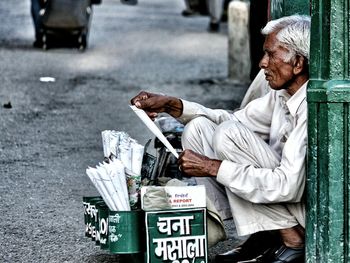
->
xmin=286 ymin=81 xmax=308 ymax=117
xmin=277 ymin=81 xmax=308 ymax=117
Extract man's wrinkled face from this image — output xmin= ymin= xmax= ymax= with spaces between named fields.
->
xmin=259 ymin=32 xmax=295 ymax=90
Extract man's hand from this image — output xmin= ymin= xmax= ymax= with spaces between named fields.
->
xmin=178 ymin=149 xmax=221 ymax=177
xmin=130 ymin=91 xmax=183 ymax=119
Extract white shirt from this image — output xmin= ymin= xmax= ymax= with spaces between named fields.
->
xmin=178 ymin=82 xmax=308 ymax=204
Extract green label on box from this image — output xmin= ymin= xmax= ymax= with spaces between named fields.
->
xmin=108 ymin=210 xmax=144 ymax=254
xmin=146 ymin=208 xmax=207 ymax=263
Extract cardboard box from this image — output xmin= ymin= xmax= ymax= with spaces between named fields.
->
xmin=141 ymin=185 xmax=206 ymax=210
xmin=145 ymin=208 xmax=208 ymax=263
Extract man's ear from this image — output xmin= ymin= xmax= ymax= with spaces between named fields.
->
xmin=292 ymin=55 xmax=306 ymax=75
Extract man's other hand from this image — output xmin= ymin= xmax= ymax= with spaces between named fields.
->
xmin=178 ymin=149 xmax=221 ymax=177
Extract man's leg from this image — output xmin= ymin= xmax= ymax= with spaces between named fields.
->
xmin=212 ymin=120 xmax=304 ymax=261
xmin=206 ymin=0 xmax=224 ymax=32
xmin=182 ymin=117 xmax=232 ymax=220
xmin=181 ymin=0 xmax=198 ymax=17
xmin=31 ymin=0 xmax=43 ymax=47
xmin=182 ymin=118 xmax=304 ymax=261
xmin=181 ymin=117 xmax=303 ymax=229
xmin=212 ymin=120 xmax=303 ymax=235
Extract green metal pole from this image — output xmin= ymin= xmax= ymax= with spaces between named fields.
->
xmin=307 ymin=0 xmax=350 ymax=262
xmin=269 ymin=0 xmax=310 ymax=19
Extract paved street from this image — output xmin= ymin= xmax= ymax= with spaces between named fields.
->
xmin=0 ymin=0 xmax=248 ymax=262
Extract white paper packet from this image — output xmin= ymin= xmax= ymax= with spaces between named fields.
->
xmin=109 ymin=159 xmax=130 ymax=211
xmin=101 ymin=130 xmax=111 ymax=159
xmin=103 ymin=160 xmax=130 ymax=211
xmin=130 ymin=142 xmax=144 ymax=176
xmin=96 ymin=163 xmax=126 ymax=211
xmin=86 ymin=167 xmax=117 ymax=211
xmin=118 ymin=132 xmax=132 ymax=170
xmin=109 ymin=131 xmax=120 ymax=159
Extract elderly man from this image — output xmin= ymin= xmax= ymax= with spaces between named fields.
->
xmin=131 ymin=15 xmax=310 ymax=262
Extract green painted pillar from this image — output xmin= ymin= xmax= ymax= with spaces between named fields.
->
xmin=307 ymin=0 xmax=350 ymax=262
xmin=269 ymin=0 xmax=310 ymax=19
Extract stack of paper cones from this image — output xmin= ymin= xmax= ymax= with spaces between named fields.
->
xmin=86 ymin=131 xmax=144 ymax=211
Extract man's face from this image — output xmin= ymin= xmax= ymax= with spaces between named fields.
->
xmin=259 ymin=32 xmax=296 ymax=90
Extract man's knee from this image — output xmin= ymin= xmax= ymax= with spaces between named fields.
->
xmin=182 ymin=117 xmax=214 ymax=143
xmin=213 ymin=120 xmax=244 ymax=156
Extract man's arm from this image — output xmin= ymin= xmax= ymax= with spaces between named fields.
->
xmin=130 ymin=91 xmax=183 ymax=119
xmin=176 ymin=92 xmax=277 ymax=178
xmin=177 ymin=100 xmax=238 ymax=125
xmin=217 ymin=112 xmax=307 ymax=204
xmin=131 ymin=91 xmax=238 ymax=124
xmin=178 ymin=91 xmax=275 ymax=140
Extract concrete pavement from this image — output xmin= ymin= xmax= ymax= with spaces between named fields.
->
xmin=0 ymin=0 xmax=248 ymax=262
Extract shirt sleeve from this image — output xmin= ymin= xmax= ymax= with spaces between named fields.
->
xmin=240 ymin=69 xmax=270 ymax=108
xmin=233 ymin=91 xmax=275 ymax=141
xmin=216 ymin=104 xmax=307 ymax=204
xmin=177 ymin=100 xmax=238 ymax=125
xmin=178 ymin=90 xmax=275 ymax=136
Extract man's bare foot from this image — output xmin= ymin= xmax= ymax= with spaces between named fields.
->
xmin=279 ymin=225 xmax=304 ymax=248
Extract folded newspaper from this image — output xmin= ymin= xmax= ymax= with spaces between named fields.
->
xmin=86 ymin=131 xmax=144 ymax=211
xmin=129 ymin=105 xmax=179 ymax=158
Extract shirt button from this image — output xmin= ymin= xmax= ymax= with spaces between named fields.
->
xmin=281 ymin=136 xmax=287 ymax=143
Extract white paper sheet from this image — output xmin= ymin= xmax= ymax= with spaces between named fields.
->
xmin=107 ymin=159 xmax=130 ymax=211
xmin=129 ymin=105 xmax=179 ymax=158
xmin=86 ymin=167 xmax=117 ymax=211
xmin=96 ymin=162 xmax=129 ymax=211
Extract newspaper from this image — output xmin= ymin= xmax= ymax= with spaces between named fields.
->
xmin=129 ymin=105 xmax=179 ymax=158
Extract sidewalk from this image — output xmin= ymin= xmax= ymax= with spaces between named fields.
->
xmin=0 ymin=0 xmax=249 ymax=262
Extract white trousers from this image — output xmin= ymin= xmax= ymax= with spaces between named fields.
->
xmin=183 ymin=0 xmax=224 ymax=23
xmin=207 ymin=0 xmax=225 ymax=23
xmin=181 ymin=117 xmax=305 ymax=236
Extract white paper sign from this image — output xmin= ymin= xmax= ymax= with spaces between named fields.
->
xmin=129 ymin=105 xmax=179 ymax=158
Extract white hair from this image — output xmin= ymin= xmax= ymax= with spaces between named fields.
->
xmin=261 ymin=15 xmax=311 ymax=62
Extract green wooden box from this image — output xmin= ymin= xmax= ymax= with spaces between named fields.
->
xmin=145 ymin=208 xmax=207 ymax=263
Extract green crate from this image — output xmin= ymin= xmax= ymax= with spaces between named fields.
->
xmin=145 ymin=208 xmax=207 ymax=263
